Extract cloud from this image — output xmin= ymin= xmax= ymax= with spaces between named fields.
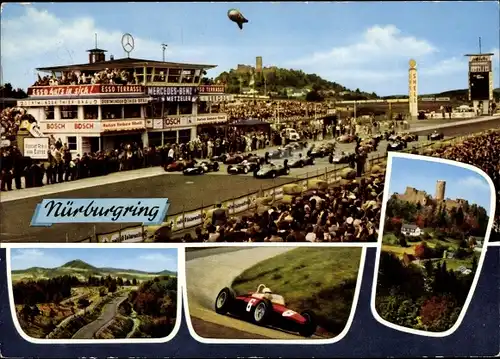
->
xmin=10 ymin=249 xmax=61 ymax=270
xmin=137 ymin=253 xmax=178 ymax=271
xmin=457 ymin=176 xmax=490 ymax=191
xmin=1 ymin=7 xmax=208 ymax=89
xmin=287 ymin=25 xmax=436 ymax=69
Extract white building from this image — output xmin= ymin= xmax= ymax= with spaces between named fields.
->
xmin=19 ymin=48 xmax=232 ymax=155
xmin=401 ymin=224 xmax=423 ymax=237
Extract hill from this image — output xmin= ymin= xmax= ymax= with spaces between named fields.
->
xmin=212 ymin=66 xmax=377 ymax=100
xmin=11 ymin=259 xmax=177 ymax=282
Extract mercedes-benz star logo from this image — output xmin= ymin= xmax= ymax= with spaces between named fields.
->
xmin=121 ymin=33 xmax=135 ymax=54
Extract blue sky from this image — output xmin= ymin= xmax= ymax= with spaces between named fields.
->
xmin=1 ymin=2 xmax=499 ymax=95
xmin=389 ymin=157 xmax=492 ymax=215
xmin=10 ymin=248 xmax=178 ymax=273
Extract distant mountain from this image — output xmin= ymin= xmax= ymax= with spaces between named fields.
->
xmin=212 ymin=66 xmax=378 ymax=100
xmin=12 ymin=259 xmax=177 ymax=282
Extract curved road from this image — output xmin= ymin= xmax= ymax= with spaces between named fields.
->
xmin=186 ymin=247 xmax=323 ymax=340
xmin=72 ymin=292 xmax=129 ymax=339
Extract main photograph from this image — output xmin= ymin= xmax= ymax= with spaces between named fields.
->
xmin=0 ymin=2 xmax=499 ymax=244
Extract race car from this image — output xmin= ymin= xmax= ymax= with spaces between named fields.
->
xmin=387 ymin=141 xmax=407 ymax=151
xmin=224 ymin=153 xmax=246 ymax=164
xmin=214 ymin=284 xmax=317 ymax=337
xmin=183 ymin=160 xmax=220 ymax=175
xmin=337 ymin=134 xmax=356 ymax=143
xmin=254 ymin=161 xmax=290 ymax=179
xmin=429 ymin=131 xmax=444 ymax=141
xmin=227 ymin=159 xmax=260 ymax=174
xmin=329 ymin=151 xmax=355 ymax=164
xmin=401 ymin=133 xmax=418 ymax=142
xmin=288 ymin=155 xmax=315 ymax=168
xmin=267 ymin=148 xmax=285 ymax=159
xmin=307 ymin=143 xmax=335 ymax=158
xmin=388 ymin=133 xmax=401 ymax=142
xmin=164 ymin=159 xmax=187 ymax=172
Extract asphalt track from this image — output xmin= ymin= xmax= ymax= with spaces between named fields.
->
xmin=185 ymin=247 xmax=323 ymax=340
xmin=72 ymin=292 xmax=129 ymax=339
xmin=1 ymin=117 xmax=499 ymax=243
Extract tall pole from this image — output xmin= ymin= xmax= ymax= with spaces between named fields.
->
xmin=479 ymin=37 xmax=482 ymax=54
xmin=162 ymin=44 xmax=168 ymax=62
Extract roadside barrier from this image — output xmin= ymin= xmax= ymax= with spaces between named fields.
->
xmin=73 ymin=135 xmax=471 ymax=243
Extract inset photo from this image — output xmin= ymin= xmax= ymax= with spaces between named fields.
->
xmin=373 ymin=153 xmax=495 ymax=335
xmin=8 ymin=247 xmax=179 ymax=341
xmin=185 ymin=246 xmax=363 ymax=342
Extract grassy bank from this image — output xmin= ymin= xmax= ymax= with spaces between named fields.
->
xmin=231 ymin=247 xmax=362 ymax=336
xmin=95 ymin=315 xmax=134 ymax=339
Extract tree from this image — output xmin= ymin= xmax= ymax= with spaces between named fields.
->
xmin=305 ymin=90 xmax=323 ymax=102
xmin=414 ymin=242 xmax=429 ymax=259
xmin=132 ymin=278 xmax=138 ymax=286
xmin=0 ymin=83 xmax=28 ymax=99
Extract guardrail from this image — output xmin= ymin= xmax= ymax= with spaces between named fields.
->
xmin=75 ymin=135 xmax=468 ymax=243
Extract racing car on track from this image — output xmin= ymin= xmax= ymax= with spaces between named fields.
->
xmin=329 ymin=151 xmax=355 ymax=164
xmin=387 ymin=141 xmax=407 ymax=151
xmin=428 ymin=131 xmax=444 ymax=141
xmin=254 ymin=161 xmax=290 ymax=178
xmin=288 ymin=154 xmax=315 ymax=168
xmin=401 ymin=133 xmax=418 ymax=142
xmin=183 ymin=160 xmax=220 ymax=175
xmin=337 ymin=134 xmax=356 ymax=143
xmin=227 ymin=159 xmax=260 ymax=174
xmin=215 ymin=284 xmax=317 ymax=337
xmin=164 ymin=159 xmax=188 ymax=172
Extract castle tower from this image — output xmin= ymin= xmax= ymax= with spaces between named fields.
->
xmin=435 ymin=180 xmax=446 ymax=201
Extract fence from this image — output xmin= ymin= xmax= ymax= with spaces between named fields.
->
xmin=76 ymin=135 xmax=470 ymax=243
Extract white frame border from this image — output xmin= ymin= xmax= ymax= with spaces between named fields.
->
xmin=370 ymin=152 xmax=497 ymax=338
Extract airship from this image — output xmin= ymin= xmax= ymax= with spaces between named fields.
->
xmin=227 ymin=9 xmax=248 ymax=30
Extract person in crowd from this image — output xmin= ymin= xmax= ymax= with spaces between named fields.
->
xmin=212 ymin=203 xmax=228 ymax=227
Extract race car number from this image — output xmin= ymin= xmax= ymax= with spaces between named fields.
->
xmin=246 ymin=298 xmax=257 ymax=312
xmin=282 ymin=310 xmax=296 ymax=317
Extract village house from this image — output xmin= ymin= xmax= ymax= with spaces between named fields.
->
xmin=401 ymin=224 xmax=423 ymax=237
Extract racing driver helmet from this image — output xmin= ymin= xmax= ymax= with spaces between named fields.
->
xmin=262 ymin=287 xmax=272 ymax=294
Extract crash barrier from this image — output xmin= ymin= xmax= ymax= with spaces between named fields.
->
xmin=74 ymin=134 xmax=472 ymax=243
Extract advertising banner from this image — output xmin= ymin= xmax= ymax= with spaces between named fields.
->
xmin=163 ymin=116 xmax=195 ymax=129
xmin=198 ymin=85 xmax=226 ymax=94
xmin=23 ymin=137 xmax=49 ymax=159
xmin=96 ymin=226 xmax=145 ymax=243
xmin=27 ymin=84 xmax=144 ymax=97
xmin=40 ymin=121 xmax=101 ymax=133
xmin=196 ymin=114 xmax=228 ymax=124
xmin=180 ymin=210 xmax=204 ymax=228
xmin=199 ymin=95 xmax=234 ymax=102
xmin=147 ymin=86 xmax=198 ymax=102
xmin=101 ymin=119 xmax=146 ymax=132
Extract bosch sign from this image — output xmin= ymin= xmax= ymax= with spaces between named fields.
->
xmin=40 ymin=121 xmax=101 ymax=133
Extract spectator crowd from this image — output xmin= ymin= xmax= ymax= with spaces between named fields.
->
xmin=225 ymin=100 xmax=331 ymax=121
xmin=33 ymin=68 xmax=135 ymax=87
xmin=168 ymin=130 xmax=500 ymax=243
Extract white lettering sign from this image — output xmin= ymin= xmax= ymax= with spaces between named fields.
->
xmin=199 ymin=95 xmax=234 ymax=102
xmin=24 ymin=137 xmax=49 ymax=159
xmin=17 ymin=98 xmax=151 ymax=107
xmin=195 ymin=114 xmax=228 ymax=124
xmin=98 ymin=226 xmax=145 ymax=243
xmin=101 ymin=119 xmax=145 ymax=132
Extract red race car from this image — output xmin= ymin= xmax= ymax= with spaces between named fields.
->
xmin=214 ymin=284 xmax=317 ymax=337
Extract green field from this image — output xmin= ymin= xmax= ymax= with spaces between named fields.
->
xmin=231 ymin=247 xmax=362 ymax=337
xmin=381 ymin=233 xmax=478 ymax=271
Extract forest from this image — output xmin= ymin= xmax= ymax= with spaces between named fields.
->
xmin=375 ymin=196 xmax=485 ymax=332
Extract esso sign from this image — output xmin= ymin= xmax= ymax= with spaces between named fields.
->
xmin=74 ymin=123 xmax=94 ymax=130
